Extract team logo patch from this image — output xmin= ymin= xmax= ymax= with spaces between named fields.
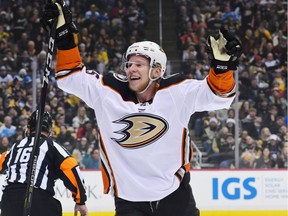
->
xmin=86 ymin=70 xmax=100 ymax=79
xmin=112 ymin=113 xmax=168 ymax=149
xmin=113 ymin=73 xmax=128 ymax=82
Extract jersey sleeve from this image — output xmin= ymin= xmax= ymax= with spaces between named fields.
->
xmin=0 ymin=151 xmax=8 ymax=172
xmin=206 ymin=68 xmax=236 ymax=97
xmin=55 ymin=47 xmax=82 ymax=72
xmin=54 ymin=142 xmax=87 ymax=205
xmin=54 ymin=47 xmax=104 ymax=111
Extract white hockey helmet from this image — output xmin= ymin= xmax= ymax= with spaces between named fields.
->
xmin=125 ymin=41 xmax=167 ymax=77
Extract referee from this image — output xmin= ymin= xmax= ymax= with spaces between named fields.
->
xmin=0 ymin=111 xmax=88 ymax=216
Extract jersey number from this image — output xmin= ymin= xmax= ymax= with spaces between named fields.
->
xmin=14 ymin=147 xmax=33 ymax=163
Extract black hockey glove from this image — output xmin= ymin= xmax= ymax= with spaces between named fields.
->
xmin=206 ymin=27 xmax=242 ymax=74
xmin=41 ymin=0 xmax=78 ymax=50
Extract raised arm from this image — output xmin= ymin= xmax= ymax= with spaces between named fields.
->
xmin=206 ymin=27 xmax=242 ymax=98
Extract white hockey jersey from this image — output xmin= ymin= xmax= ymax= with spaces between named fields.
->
xmin=55 ymin=48 xmax=235 ymax=202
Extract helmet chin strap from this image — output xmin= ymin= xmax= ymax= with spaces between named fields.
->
xmin=137 ymin=68 xmax=159 ymax=95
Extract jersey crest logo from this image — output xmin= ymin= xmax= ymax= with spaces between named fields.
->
xmin=86 ymin=70 xmax=100 ymax=79
xmin=112 ymin=113 xmax=168 ymax=149
xmin=113 ymin=73 xmax=128 ymax=82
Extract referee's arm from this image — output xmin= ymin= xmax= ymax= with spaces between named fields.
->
xmin=57 ymin=155 xmax=87 ymax=205
xmin=0 ymin=151 xmax=8 ymax=173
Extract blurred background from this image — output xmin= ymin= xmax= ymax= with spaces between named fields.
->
xmin=0 ymin=0 xmax=287 ymax=170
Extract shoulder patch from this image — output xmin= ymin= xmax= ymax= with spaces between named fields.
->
xmin=158 ymin=73 xmax=187 ymax=89
xmin=103 ymin=72 xmax=138 ymax=102
xmin=86 ymin=70 xmax=100 ymax=79
xmin=113 ymin=73 xmax=128 ymax=82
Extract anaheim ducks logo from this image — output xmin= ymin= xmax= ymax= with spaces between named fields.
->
xmin=112 ymin=113 xmax=168 ymax=149
xmin=113 ymin=73 xmax=128 ymax=82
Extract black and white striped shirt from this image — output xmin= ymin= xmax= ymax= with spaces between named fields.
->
xmin=0 ymin=135 xmax=87 ymax=204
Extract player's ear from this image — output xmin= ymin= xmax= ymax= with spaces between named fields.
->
xmin=152 ymin=67 xmax=162 ymax=79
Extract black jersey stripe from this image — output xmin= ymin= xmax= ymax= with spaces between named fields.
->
xmin=0 ymin=136 xmax=86 ymax=203
xmin=102 ymin=73 xmax=188 ymax=103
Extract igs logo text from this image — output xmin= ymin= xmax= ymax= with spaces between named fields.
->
xmin=212 ymin=177 xmax=257 ymax=200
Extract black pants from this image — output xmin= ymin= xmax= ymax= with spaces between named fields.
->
xmin=1 ymin=186 xmax=62 ymax=216
xmin=115 ymin=172 xmax=200 ymax=216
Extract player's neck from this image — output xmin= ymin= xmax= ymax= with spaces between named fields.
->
xmin=136 ymin=83 xmax=158 ymax=103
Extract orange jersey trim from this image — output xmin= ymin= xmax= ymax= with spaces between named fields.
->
xmin=0 ymin=151 xmax=7 ymax=171
xmin=207 ymin=68 xmax=235 ymax=94
xmin=60 ymin=157 xmax=81 ymax=202
xmin=99 ymin=131 xmax=118 ymax=197
xmin=181 ymin=129 xmax=186 ymax=165
xmin=56 ymin=47 xmax=82 ymax=72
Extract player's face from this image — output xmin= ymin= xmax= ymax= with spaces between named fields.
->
xmin=126 ymin=55 xmax=151 ymax=93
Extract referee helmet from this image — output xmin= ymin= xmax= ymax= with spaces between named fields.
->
xmin=27 ymin=110 xmax=53 ymax=133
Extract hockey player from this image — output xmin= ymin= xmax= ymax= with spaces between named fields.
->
xmin=0 ymin=111 xmax=88 ymax=216
xmin=41 ymin=2 xmax=242 ymax=216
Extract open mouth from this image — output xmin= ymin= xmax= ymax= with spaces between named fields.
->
xmin=130 ymin=76 xmax=140 ymax=81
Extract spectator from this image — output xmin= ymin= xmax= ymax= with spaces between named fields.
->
xmin=10 ymin=125 xmax=24 ymax=143
xmin=72 ymin=137 xmax=90 ymax=169
xmin=0 ymin=65 xmax=13 ymax=84
xmin=89 ymin=126 xmax=99 ymax=150
xmin=76 ymin=120 xmax=94 ymax=142
xmin=52 ymin=113 xmax=66 ymax=138
xmin=254 ymin=147 xmax=274 ymax=168
xmin=277 ymin=125 xmax=287 ymax=142
xmin=273 ymin=35 xmax=287 ymax=65
xmin=18 ymin=68 xmax=32 ymax=88
xmin=248 ymin=116 xmax=263 ymax=140
xmin=239 ymin=100 xmax=250 ymax=119
xmin=277 ymin=142 xmax=288 ymax=168
xmin=225 ymin=118 xmax=236 ymax=136
xmin=241 ymin=107 xmax=257 ymax=133
xmin=265 ymin=134 xmax=282 ymax=167
xmin=17 ymin=114 xmax=28 ymax=129
xmin=218 ymin=133 xmax=236 ymax=168
xmin=6 ymin=106 xmax=20 ymax=125
xmin=0 ymin=115 xmax=16 ymax=138
xmin=201 ymin=117 xmax=220 ymax=155
xmin=63 ymin=141 xmax=74 ymax=154
xmin=72 ymin=106 xmax=90 ymax=130
xmin=111 ymin=1 xmax=127 ymax=28
xmin=82 ymin=148 xmax=100 ymax=169
xmin=56 ymin=125 xmax=76 ymax=146
xmin=257 ymin=98 xmax=270 ymax=120
xmin=84 ymin=4 xmax=107 ymax=21
xmin=2 ymin=49 xmax=17 ymax=72
xmin=248 ymin=55 xmax=266 ymax=76
xmin=259 ymin=127 xmax=272 ymax=145
xmin=263 ymin=105 xmax=279 ymax=133
xmin=16 ymin=32 xmax=29 ymax=54
xmin=238 ymin=130 xmax=249 ymax=154
xmin=16 ymin=50 xmax=33 ymax=72
xmin=244 ymin=135 xmax=262 ymax=158
xmin=0 ymin=136 xmax=10 ymax=153
xmin=209 ymin=128 xmax=235 ymax=166
xmin=239 ymin=151 xmax=256 ymax=168
xmin=263 ymin=52 xmax=281 ymax=73
xmin=12 ymin=7 xmax=28 ymax=43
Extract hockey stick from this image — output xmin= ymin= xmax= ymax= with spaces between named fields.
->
xmin=23 ymin=14 xmax=58 ymax=216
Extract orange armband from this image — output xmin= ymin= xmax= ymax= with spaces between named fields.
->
xmin=207 ymin=67 xmax=235 ymax=96
xmin=56 ymin=46 xmax=82 ymax=72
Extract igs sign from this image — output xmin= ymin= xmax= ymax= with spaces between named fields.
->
xmin=190 ymin=170 xmax=288 ymax=211
xmin=212 ymin=177 xmax=257 ymax=200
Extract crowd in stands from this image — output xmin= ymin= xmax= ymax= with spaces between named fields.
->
xmin=0 ymin=0 xmax=149 ymax=169
xmin=175 ymin=0 xmax=287 ymax=168
xmin=0 ymin=0 xmax=286 ymax=169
